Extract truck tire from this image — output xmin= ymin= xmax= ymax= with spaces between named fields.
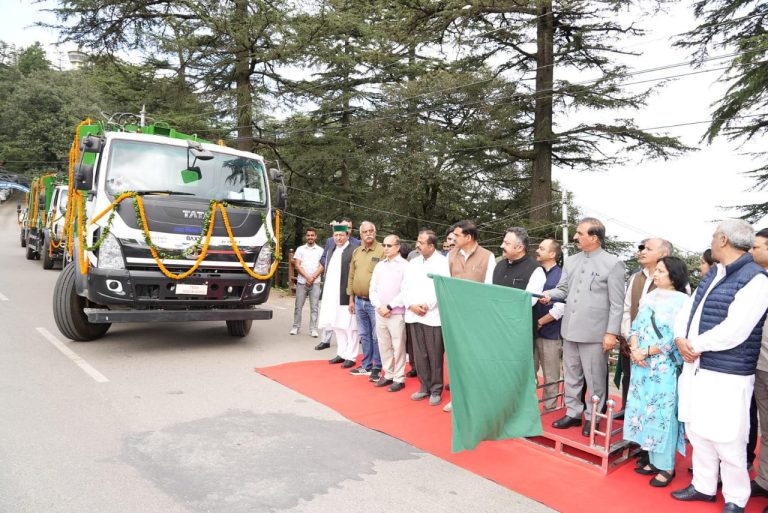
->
xmin=226 ymin=320 xmax=252 ymax=337
xmin=53 ymin=262 xmax=111 ymax=341
xmin=42 ymin=235 xmax=54 ymax=269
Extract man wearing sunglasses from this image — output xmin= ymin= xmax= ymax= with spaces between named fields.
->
xmin=369 ymin=235 xmax=409 ymax=392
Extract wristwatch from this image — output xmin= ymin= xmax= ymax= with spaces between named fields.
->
xmin=386 ymin=304 xmax=393 ymax=311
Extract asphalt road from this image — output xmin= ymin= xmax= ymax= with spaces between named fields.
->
xmin=0 ymin=195 xmax=554 ymax=513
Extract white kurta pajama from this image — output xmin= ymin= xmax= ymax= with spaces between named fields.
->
xmin=318 ymin=241 xmax=358 ymax=361
xmin=675 ymin=265 xmax=768 ymax=507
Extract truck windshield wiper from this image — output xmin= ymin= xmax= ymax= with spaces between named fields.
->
xmin=217 ymin=198 xmax=260 ymax=207
xmin=134 ymin=190 xmax=195 ymax=196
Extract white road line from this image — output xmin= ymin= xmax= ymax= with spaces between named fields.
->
xmin=0 ymin=292 xmax=8 ymax=301
xmin=271 ymin=305 xmax=286 ymax=310
xmin=35 ymin=328 xmax=109 ymax=383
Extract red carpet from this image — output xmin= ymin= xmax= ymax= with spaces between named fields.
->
xmin=256 ymin=359 xmax=765 ymax=513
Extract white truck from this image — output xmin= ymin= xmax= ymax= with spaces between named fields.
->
xmin=53 ymin=121 xmax=286 ymax=341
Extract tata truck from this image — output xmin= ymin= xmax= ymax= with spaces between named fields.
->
xmin=22 ymin=174 xmax=56 ymax=260
xmin=53 ymin=120 xmax=286 ymax=341
xmin=40 ymin=185 xmax=69 ymax=269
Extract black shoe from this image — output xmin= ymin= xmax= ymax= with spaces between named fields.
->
xmin=670 ymin=484 xmax=716 ymax=502
xmin=328 ymin=356 xmax=344 ymax=364
xmin=552 ymin=415 xmax=582 ymax=429
xmin=635 ymin=464 xmax=658 ymax=476
xmin=650 ymin=470 xmax=675 ymax=488
xmin=315 ymin=342 xmax=331 ymax=350
xmin=751 ymin=480 xmax=768 ymax=498
xmin=723 ymin=503 xmax=744 ymax=513
xmin=341 ymin=360 xmax=355 ymax=369
xmin=388 ymin=382 xmax=405 ymax=392
xmin=368 ymin=369 xmax=381 ymax=382
xmin=374 ymin=377 xmax=394 ymax=387
xmin=407 ymin=369 xmax=417 ymax=378
xmin=582 ymin=420 xmax=600 ymax=437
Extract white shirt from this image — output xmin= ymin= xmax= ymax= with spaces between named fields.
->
xmin=458 ymin=246 xmax=496 ymax=284
xmin=401 ymin=251 xmax=450 ymax=326
xmin=369 ymin=255 xmax=406 ymax=309
xmin=675 ymin=263 xmax=768 ymax=441
xmin=293 ymin=243 xmax=324 ymax=285
xmin=526 ymin=266 xmax=564 ymax=318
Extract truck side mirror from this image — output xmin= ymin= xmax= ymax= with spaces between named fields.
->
xmin=269 ymin=168 xmax=283 ymax=183
xmin=80 ymin=135 xmax=104 ymax=154
xmin=276 ymin=184 xmax=287 ymax=211
xmin=74 ymin=163 xmax=94 ymax=190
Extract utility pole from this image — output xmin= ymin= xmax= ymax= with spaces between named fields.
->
xmin=561 ymin=188 xmax=569 ymax=260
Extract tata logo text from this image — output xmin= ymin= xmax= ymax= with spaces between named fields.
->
xmin=182 ymin=210 xmax=206 ymax=219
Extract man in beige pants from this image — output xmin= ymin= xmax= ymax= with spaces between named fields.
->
xmin=369 ymin=235 xmax=409 ymax=392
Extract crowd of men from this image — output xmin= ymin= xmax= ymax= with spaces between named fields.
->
xmin=290 ymin=216 xmax=768 ymax=513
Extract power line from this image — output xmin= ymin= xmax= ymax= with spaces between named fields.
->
xmin=273 ymin=46 xmax=768 ymax=138
xmin=285 ymin=184 xmax=509 ymax=234
xmin=190 ymin=45 xmax=768 ymax=140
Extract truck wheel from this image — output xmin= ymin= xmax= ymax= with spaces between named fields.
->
xmin=53 ymin=262 xmax=111 ymax=341
xmin=226 ymin=320 xmax=252 ymax=337
xmin=42 ymin=235 xmax=54 ymax=269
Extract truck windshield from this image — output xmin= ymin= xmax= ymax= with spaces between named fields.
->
xmin=105 ymin=140 xmax=267 ymax=205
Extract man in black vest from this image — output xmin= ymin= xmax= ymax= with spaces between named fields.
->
xmin=493 ymin=227 xmax=539 ymax=289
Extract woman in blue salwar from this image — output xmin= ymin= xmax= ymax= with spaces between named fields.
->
xmin=623 ymin=256 xmax=690 ymax=488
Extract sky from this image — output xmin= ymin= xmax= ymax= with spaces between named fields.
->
xmin=1 ymin=0 xmax=765 ymax=253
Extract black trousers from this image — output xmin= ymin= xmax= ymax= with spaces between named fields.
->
xmin=748 ymin=392 xmax=758 ymax=465
xmin=408 ymin=323 xmax=445 ymax=396
xmin=620 ymin=353 xmax=631 ymax=411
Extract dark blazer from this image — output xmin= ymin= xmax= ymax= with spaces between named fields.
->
xmin=324 ymin=242 xmax=357 ymax=306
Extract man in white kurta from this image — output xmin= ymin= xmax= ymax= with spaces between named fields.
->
xmin=318 ymin=226 xmax=358 ymax=366
xmin=672 ymin=220 xmax=768 ymax=513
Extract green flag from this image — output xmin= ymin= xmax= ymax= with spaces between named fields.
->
xmin=432 ymin=275 xmax=543 ymax=452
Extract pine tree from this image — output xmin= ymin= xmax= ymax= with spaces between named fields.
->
xmin=676 ymin=0 xmax=768 ymax=221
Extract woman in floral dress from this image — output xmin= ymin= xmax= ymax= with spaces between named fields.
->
xmin=623 ymin=256 xmax=690 ymax=487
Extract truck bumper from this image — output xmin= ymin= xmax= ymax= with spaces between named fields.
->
xmin=84 ymin=307 xmax=272 ymax=323
xmin=81 ymin=267 xmax=272 ymax=314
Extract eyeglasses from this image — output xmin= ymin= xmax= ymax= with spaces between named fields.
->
xmin=382 ymin=244 xmax=399 ymax=248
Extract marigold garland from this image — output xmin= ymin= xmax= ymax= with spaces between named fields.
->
xmin=134 ymin=194 xmax=218 ymax=280
xmin=218 ymin=205 xmax=281 ymax=280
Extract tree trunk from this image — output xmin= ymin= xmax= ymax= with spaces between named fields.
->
xmin=234 ymin=0 xmax=253 ymax=152
xmin=531 ymin=0 xmax=554 ymax=223
xmin=339 ymin=39 xmax=352 ymax=189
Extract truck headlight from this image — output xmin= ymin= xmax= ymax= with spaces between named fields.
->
xmin=253 ymin=245 xmax=272 ymax=275
xmin=97 ymin=234 xmax=126 ymax=270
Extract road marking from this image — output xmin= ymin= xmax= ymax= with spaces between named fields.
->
xmin=35 ymin=328 xmax=109 ymax=383
xmin=271 ymin=305 xmax=286 ymax=310
xmin=0 ymin=292 xmax=7 ymax=301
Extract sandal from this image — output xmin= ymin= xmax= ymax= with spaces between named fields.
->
xmin=635 ymin=464 xmax=658 ymax=475
xmin=650 ymin=470 xmax=675 ymax=487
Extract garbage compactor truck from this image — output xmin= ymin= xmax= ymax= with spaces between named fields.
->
xmin=53 ymin=118 xmax=287 ymax=341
